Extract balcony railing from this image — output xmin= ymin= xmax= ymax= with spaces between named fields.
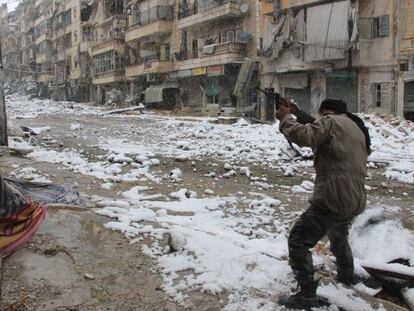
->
xmin=129 ymin=6 xmax=173 ymax=28
xmin=129 ymin=54 xmax=171 ymax=67
xmin=178 ymin=3 xmax=198 ymax=19
xmin=200 ymin=41 xmax=246 ymax=56
xmin=91 ymin=35 xmax=124 ymax=50
xmin=178 ymin=0 xmax=237 ymax=19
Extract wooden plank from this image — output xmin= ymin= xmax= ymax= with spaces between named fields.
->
xmin=362 ymin=264 xmax=414 ymax=284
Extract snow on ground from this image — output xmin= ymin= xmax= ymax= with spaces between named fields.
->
xmin=9 ymin=164 xmax=52 ymax=183
xmin=95 ymin=190 xmax=293 ymax=309
xmin=95 ymin=186 xmax=414 ymax=310
xmin=6 ymin=94 xmax=414 ymax=184
xmin=5 ymin=95 xmax=414 ymax=309
xmin=5 ymin=94 xmax=101 ymax=119
xmin=27 ymin=147 xmax=161 ymax=184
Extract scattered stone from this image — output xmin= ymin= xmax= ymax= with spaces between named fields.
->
xmin=84 ymin=273 xmax=95 ymax=280
xmin=204 ymin=172 xmax=216 ymax=178
xmin=135 ymin=155 xmax=149 ymax=164
xmin=168 ymin=231 xmax=186 ymax=252
xmin=223 ymin=170 xmax=236 ymax=178
xmin=169 ymin=168 xmax=182 ymax=182
xmin=240 ymin=167 xmax=251 ymax=177
xmin=150 ymin=159 xmax=160 ymax=166
xmin=224 ymin=163 xmax=233 ymax=171
xmin=174 ymin=155 xmax=190 ymax=162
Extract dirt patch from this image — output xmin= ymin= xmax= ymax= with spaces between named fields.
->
xmin=0 ymin=207 xmax=184 ymax=311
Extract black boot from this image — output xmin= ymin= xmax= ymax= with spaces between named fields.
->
xmin=337 ymin=268 xmax=357 ymax=286
xmin=279 ymin=281 xmax=319 ymax=309
xmin=336 ymin=273 xmax=362 ymax=286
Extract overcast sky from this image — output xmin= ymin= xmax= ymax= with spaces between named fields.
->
xmin=1 ymin=0 xmax=20 ymax=11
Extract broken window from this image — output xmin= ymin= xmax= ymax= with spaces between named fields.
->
xmin=373 ymin=83 xmax=390 ymax=108
xmin=81 ymin=4 xmax=92 ymax=22
xmin=372 ymin=15 xmax=389 ymax=38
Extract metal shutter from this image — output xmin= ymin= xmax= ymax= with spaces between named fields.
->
xmin=404 ymin=81 xmax=414 ymax=112
xmin=326 ymin=71 xmax=358 ymax=113
xmin=284 ymin=87 xmax=312 ymax=114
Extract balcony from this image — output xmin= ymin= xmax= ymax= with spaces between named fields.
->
xmin=35 ymin=32 xmax=50 ymax=45
xmin=91 ymin=38 xmax=125 ymax=56
xmin=36 ymin=53 xmax=48 ymax=64
xmin=55 ymin=50 xmax=67 ymax=61
xmin=126 ymin=6 xmax=173 ymax=42
xmin=401 ymin=36 xmax=414 ymax=55
xmin=177 ymin=0 xmax=241 ymax=30
xmin=279 ymin=0 xmax=322 ymax=10
xmin=175 ymin=42 xmax=246 ymax=70
xmin=80 ymin=40 xmax=93 ymax=53
xmin=92 ymin=70 xmax=125 ymax=85
xmin=38 ymin=72 xmax=54 ymax=83
xmin=70 ymin=68 xmax=81 ymax=80
xmin=126 ymin=56 xmax=173 ymax=78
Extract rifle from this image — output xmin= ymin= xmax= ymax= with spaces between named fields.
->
xmin=256 ymin=87 xmax=315 ymax=125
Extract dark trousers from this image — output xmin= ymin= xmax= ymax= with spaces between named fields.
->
xmin=288 ymin=206 xmax=354 ymax=287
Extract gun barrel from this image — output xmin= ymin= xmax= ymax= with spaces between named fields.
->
xmin=256 ymin=87 xmax=315 ymax=125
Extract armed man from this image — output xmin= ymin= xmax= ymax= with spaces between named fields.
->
xmin=275 ymin=98 xmax=371 ymax=309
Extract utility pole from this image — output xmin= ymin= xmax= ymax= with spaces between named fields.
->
xmin=0 ymin=40 xmax=8 ymax=146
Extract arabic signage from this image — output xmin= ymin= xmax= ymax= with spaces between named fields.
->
xmin=207 ymin=65 xmax=224 ymax=76
xmin=192 ymin=67 xmax=206 ymax=76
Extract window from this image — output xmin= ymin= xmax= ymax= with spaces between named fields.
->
xmin=372 ymin=15 xmax=389 ymax=38
xmin=93 ymin=50 xmax=120 ymax=74
xmin=375 ymin=84 xmax=382 ymax=107
xmin=208 ymin=95 xmax=219 ymax=105
xmin=192 ymin=39 xmax=198 ymax=58
xmin=373 ymin=83 xmax=390 ymax=108
xmin=165 ymin=44 xmax=170 ymax=61
xmin=227 ymin=31 xmax=234 ymax=42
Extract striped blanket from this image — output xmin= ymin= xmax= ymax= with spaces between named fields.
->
xmin=0 ymin=174 xmax=81 ymax=258
xmin=0 ymin=197 xmax=46 ymax=258
xmin=0 ymin=176 xmax=46 ymax=258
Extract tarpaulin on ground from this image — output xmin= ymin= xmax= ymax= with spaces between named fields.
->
xmin=0 ymin=176 xmax=82 ymax=258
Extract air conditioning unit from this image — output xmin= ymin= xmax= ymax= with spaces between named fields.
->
xmin=409 ymin=56 xmax=414 ymax=71
xmin=147 ymin=73 xmax=158 ymax=83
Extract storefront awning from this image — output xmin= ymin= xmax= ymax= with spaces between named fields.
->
xmin=145 ymin=81 xmax=179 ymax=103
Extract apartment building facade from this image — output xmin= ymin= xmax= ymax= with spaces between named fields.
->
xmin=122 ymin=0 xmax=260 ymax=113
xmin=259 ymin=0 xmax=414 ymax=120
xmin=398 ymin=0 xmax=414 ymax=120
xmin=1 ymin=0 xmax=413 ymax=119
xmin=0 ymin=5 xmax=21 ymax=81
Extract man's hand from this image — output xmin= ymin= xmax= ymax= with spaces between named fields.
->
xmin=276 ymin=98 xmax=292 ymax=120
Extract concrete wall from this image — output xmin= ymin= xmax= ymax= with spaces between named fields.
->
xmin=358 ymin=0 xmax=398 ymax=67
xmin=399 ymin=0 xmax=414 ymax=57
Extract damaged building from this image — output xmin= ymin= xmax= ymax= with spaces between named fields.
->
xmin=260 ymin=0 xmax=413 ymax=120
xmin=1 ymin=0 xmax=413 ymax=120
xmin=399 ymin=0 xmax=414 ymax=121
xmin=0 ymin=5 xmax=21 ymax=82
xmin=123 ymin=0 xmax=260 ymax=113
xmin=89 ymin=0 xmax=128 ymax=104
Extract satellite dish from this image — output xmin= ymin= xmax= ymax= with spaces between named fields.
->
xmin=240 ymin=3 xmax=249 ymax=13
